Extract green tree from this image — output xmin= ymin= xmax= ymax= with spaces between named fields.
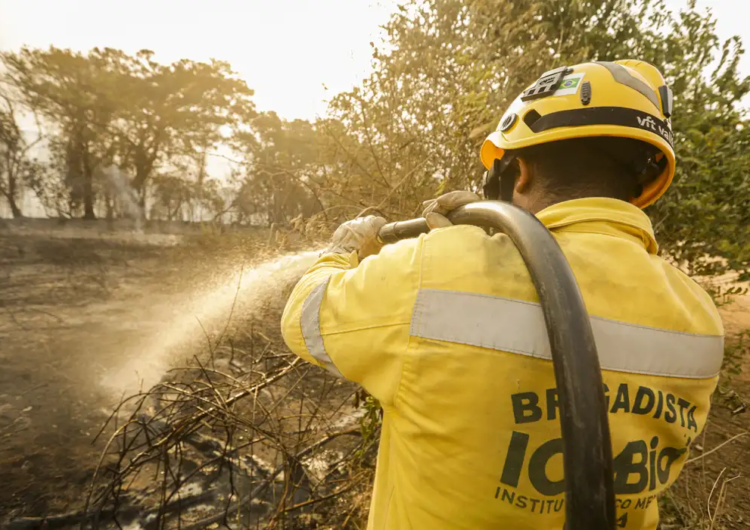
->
xmin=1 ymin=47 xmax=257 ymax=220
xmin=99 ymin=49 xmax=256 ymax=209
xmin=639 ymin=8 xmax=750 ymax=283
xmin=150 ymin=173 xmax=194 ymax=221
xmin=322 ymin=0 xmax=665 ymax=218
xmin=325 ymin=0 xmax=750 ymax=281
xmin=1 ymin=46 xmax=118 ymax=219
xmin=233 ymin=112 xmax=325 ymax=225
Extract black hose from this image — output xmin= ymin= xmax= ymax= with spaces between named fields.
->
xmin=378 ymin=201 xmax=616 ymax=529
xmin=377 ymin=218 xmax=430 ymax=243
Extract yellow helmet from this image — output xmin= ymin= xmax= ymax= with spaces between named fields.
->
xmin=480 ymin=60 xmax=675 ymax=208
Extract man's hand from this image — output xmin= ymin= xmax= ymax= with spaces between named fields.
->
xmin=422 ymin=190 xmax=481 ymax=229
xmin=326 ymin=215 xmax=387 ymax=259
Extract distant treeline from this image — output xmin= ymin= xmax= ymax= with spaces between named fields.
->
xmin=1 ymin=0 xmax=749 ymax=283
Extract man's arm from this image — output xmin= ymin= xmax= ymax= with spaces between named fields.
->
xmin=281 ymin=239 xmax=422 ymax=406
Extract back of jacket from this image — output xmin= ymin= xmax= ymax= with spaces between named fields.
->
xmin=281 ymin=198 xmax=724 ymax=530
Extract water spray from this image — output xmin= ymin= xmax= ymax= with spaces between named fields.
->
xmin=101 ymin=250 xmax=320 ymax=394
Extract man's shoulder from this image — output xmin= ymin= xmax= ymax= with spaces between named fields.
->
xmin=422 ymin=224 xmax=520 ymax=256
xmin=654 ymin=257 xmax=724 ymax=336
xmin=418 ymin=225 xmax=533 ymax=296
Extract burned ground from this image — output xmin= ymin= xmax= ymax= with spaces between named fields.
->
xmin=0 ymin=225 xmax=187 ymax=519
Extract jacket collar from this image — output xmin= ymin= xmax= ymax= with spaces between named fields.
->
xmin=536 ymin=198 xmax=658 ymax=254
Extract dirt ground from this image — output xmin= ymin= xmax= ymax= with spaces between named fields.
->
xmin=0 ymin=219 xmax=748 ymax=529
xmin=0 ymin=221 xmax=205 ymax=519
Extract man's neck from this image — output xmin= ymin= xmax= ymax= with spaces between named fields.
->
xmin=517 ymin=192 xmax=627 ymax=215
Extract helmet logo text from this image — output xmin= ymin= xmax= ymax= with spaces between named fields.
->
xmin=637 ymin=115 xmax=674 ymax=145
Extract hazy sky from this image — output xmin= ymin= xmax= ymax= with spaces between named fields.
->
xmin=0 ymin=0 xmax=397 ymax=121
xmin=1 ymin=0 xmax=748 ymax=122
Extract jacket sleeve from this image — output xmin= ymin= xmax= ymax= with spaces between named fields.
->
xmin=281 ymin=238 xmax=422 ymax=406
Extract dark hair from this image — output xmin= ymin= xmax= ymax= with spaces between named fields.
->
xmin=514 ymin=137 xmax=659 ymax=202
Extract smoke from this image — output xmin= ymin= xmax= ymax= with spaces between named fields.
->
xmin=102 ymin=166 xmax=144 ymax=232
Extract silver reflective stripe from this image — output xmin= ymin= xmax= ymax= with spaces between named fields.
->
xmin=410 ymin=289 xmax=724 ymax=379
xmin=596 ymin=61 xmax=661 ymax=111
xmin=300 ymin=278 xmax=343 ymax=377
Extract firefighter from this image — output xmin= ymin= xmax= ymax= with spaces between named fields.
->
xmin=281 ymin=60 xmax=723 ymax=529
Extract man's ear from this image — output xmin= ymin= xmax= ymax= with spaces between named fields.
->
xmin=516 ymin=157 xmax=532 ymax=194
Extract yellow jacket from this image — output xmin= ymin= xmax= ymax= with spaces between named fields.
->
xmin=281 ymin=198 xmax=724 ymax=530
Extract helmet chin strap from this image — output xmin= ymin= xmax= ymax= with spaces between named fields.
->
xmin=499 ymin=157 xmax=517 ymax=202
xmin=483 ymin=153 xmax=518 ymax=202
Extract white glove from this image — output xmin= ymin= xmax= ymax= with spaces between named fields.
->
xmin=422 ymin=190 xmax=481 ymax=229
xmin=327 ymin=215 xmax=387 ymax=259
